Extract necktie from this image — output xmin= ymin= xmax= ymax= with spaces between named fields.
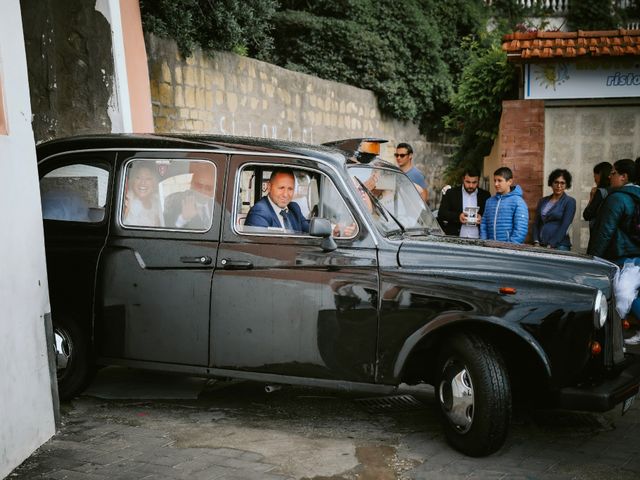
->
xmin=280 ymin=209 xmax=293 ymax=231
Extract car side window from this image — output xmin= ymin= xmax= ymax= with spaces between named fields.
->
xmin=120 ymin=158 xmax=216 ymax=231
xmin=235 ymin=164 xmax=357 ymax=238
xmin=40 ymin=164 xmax=109 ymax=223
xmin=317 ymin=176 xmax=358 ymax=238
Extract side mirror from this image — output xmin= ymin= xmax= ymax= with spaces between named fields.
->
xmin=309 ymin=217 xmax=337 ymax=252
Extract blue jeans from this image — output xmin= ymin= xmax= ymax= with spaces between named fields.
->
xmin=615 ymin=257 xmax=640 ymax=319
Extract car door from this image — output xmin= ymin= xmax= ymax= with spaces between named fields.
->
xmin=210 ymin=156 xmax=379 ymax=382
xmin=94 ymin=151 xmax=226 ymax=366
xmin=39 ymin=152 xmax=113 ymax=333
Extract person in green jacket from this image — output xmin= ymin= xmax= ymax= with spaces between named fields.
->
xmin=588 ymin=158 xmax=640 ymax=345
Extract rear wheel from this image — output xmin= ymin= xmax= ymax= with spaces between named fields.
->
xmin=54 ymin=315 xmax=93 ymax=401
xmin=435 ymin=333 xmax=511 ymax=456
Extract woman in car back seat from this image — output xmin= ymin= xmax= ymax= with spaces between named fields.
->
xmin=123 ymin=163 xmax=163 ymax=227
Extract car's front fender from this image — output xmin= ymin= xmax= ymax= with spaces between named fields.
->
xmin=391 ymin=311 xmax=552 ymax=381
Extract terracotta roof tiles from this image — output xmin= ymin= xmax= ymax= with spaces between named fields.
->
xmin=502 ymin=29 xmax=640 ymax=61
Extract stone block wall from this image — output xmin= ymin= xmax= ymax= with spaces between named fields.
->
xmin=145 ymin=35 xmax=454 ymax=207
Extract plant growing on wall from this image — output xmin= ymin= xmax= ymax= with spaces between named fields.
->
xmin=444 ymin=41 xmax=518 ymax=182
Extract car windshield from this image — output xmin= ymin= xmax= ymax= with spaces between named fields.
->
xmin=348 ymin=164 xmax=443 ymax=237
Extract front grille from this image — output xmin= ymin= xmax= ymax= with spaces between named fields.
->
xmin=605 ymin=294 xmax=625 ymax=367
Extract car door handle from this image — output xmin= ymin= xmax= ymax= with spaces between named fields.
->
xmin=180 ymin=255 xmax=212 ymax=265
xmin=220 ymin=259 xmax=253 ymax=270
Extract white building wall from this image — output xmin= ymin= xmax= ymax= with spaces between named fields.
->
xmin=0 ymin=1 xmax=57 ymax=477
xmin=95 ymin=0 xmax=132 ymax=133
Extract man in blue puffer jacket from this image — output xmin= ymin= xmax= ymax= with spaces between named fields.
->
xmin=480 ymin=167 xmax=529 ymax=243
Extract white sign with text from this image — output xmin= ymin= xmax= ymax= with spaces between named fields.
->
xmin=525 ymin=60 xmax=640 ymax=100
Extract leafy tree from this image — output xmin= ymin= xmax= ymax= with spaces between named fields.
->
xmin=139 ymin=0 xmax=278 ymax=58
xmin=440 ymin=0 xmax=528 ymax=180
xmin=566 ymin=0 xmax=619 ymax=31
xmin=270 ymin=0 xmax=489 ymax=136
xmin=444 ymin=41 xmax=518 ymax=181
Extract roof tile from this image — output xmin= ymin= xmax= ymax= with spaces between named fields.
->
xmin=502 ymin=29 xmax=640 ymax=61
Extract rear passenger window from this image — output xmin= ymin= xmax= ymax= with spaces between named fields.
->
xmin=40 ymin=164 xmax=109 ymax=223
xmin=120 ymin=158 xmax=216 ymax=231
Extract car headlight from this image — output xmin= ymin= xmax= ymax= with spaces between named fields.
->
xmin=593 ymin=290 xmax=608 ymax=329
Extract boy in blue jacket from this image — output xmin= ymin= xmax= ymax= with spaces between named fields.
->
xmin=480 ymin=167 xmax=529 ymax=243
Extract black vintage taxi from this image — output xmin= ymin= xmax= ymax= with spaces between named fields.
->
xmin=38 ymin=134 xmax=640 ymax=456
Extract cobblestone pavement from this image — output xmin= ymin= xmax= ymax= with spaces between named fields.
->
xmin=8 ymin=364 xmax=640 ymax=480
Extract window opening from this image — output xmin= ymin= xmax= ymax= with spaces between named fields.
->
xmin=235 ymin=164 xmax=357 ymax=238
xmin=40 ymin=164 xmax=109 ymax=222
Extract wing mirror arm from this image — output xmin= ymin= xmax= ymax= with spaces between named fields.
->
xmin=309 ymin=218 xmax=337 ymax=252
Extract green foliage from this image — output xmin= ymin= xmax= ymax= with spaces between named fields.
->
xmin=566 ymin=0 xmax=619 ymax=31
xmin=444 ymin=41 xmax=518 ymax=182
xmin=139 ymin=0 xmax=278 ymax=59
xmin=440 ymin=1 xmax=528 ymax=181
xmin=270 ymin=0 xmax=489 ymax=136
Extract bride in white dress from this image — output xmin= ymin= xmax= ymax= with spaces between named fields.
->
xmin=123 ymin=163 xmax=163 ymax=227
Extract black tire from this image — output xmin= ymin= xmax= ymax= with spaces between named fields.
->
xmin=53 ymin=314 xmax=94 ymax=401
xmin=435 ymin=332 xmax=511 ymax=457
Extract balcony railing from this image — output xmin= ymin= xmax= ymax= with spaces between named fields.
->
xmin=485 ymin=0 xmax=639 ymax=30
xmin=486 ymin=0 xmax=634 ymax=12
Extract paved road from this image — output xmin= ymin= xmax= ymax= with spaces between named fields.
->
xmin=9 ymin=366 xmax=640 ymax=480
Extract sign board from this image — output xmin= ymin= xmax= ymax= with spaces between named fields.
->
xmin=525 ymin=59 xmax=640 ymax=100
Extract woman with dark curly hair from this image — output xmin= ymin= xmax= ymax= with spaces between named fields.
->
xmin=532 ymin=169 xmax=576 ymax=250
xmin=583 ymin=161 xmax=612 ymax=235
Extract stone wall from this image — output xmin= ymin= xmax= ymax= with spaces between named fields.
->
xmin=545 ymin=104 xmax=640 ymax=253
xmin=146 ymin=35 xmax=454 ymax=207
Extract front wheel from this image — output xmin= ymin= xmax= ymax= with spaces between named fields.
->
xmin=435 ymin=333 xmax=511 ymax=456
xmin=53 ymin=314 xmax=93 ymax=401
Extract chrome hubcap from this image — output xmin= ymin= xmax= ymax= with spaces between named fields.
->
xmin=438 ymin=358 xmax=474 ymax=433
xmin=54 ymin=327 xmax=72 ymax=378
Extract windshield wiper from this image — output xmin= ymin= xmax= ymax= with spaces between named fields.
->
xmin=354 ymin=177 xmax=405 ymax=233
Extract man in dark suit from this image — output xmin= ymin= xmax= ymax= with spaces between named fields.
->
xmin=164 ymin=161 xmax=215 ymax=230
xmin=245 ymin=168 xmax=310 ymax=233
xmin=437 ymin=168 xmax=490 ymax=238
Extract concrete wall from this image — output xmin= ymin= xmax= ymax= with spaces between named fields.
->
xmin=0 ymin=1 xmax=56 ymax=477
xmin=488 ymin=101 xmax=640 ymax=252
xmin=545 ymin=104 xmax=640 ymax=252
xmin=21 ymin=0 xmax=153 ymax=140
xmin=146 ymin=35 xmax=453 ymax=207
xmin=21 ymin=0 xmax=114 ymax=140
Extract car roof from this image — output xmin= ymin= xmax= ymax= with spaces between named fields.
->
xmin=36 ymin=133 xmax=349 ymax=167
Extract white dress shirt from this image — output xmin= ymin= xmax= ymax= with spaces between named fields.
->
xmin=267 ymin=196 xmax=286 ymax=229
xmin=460 ymin=189 xmax=480 ymax=239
